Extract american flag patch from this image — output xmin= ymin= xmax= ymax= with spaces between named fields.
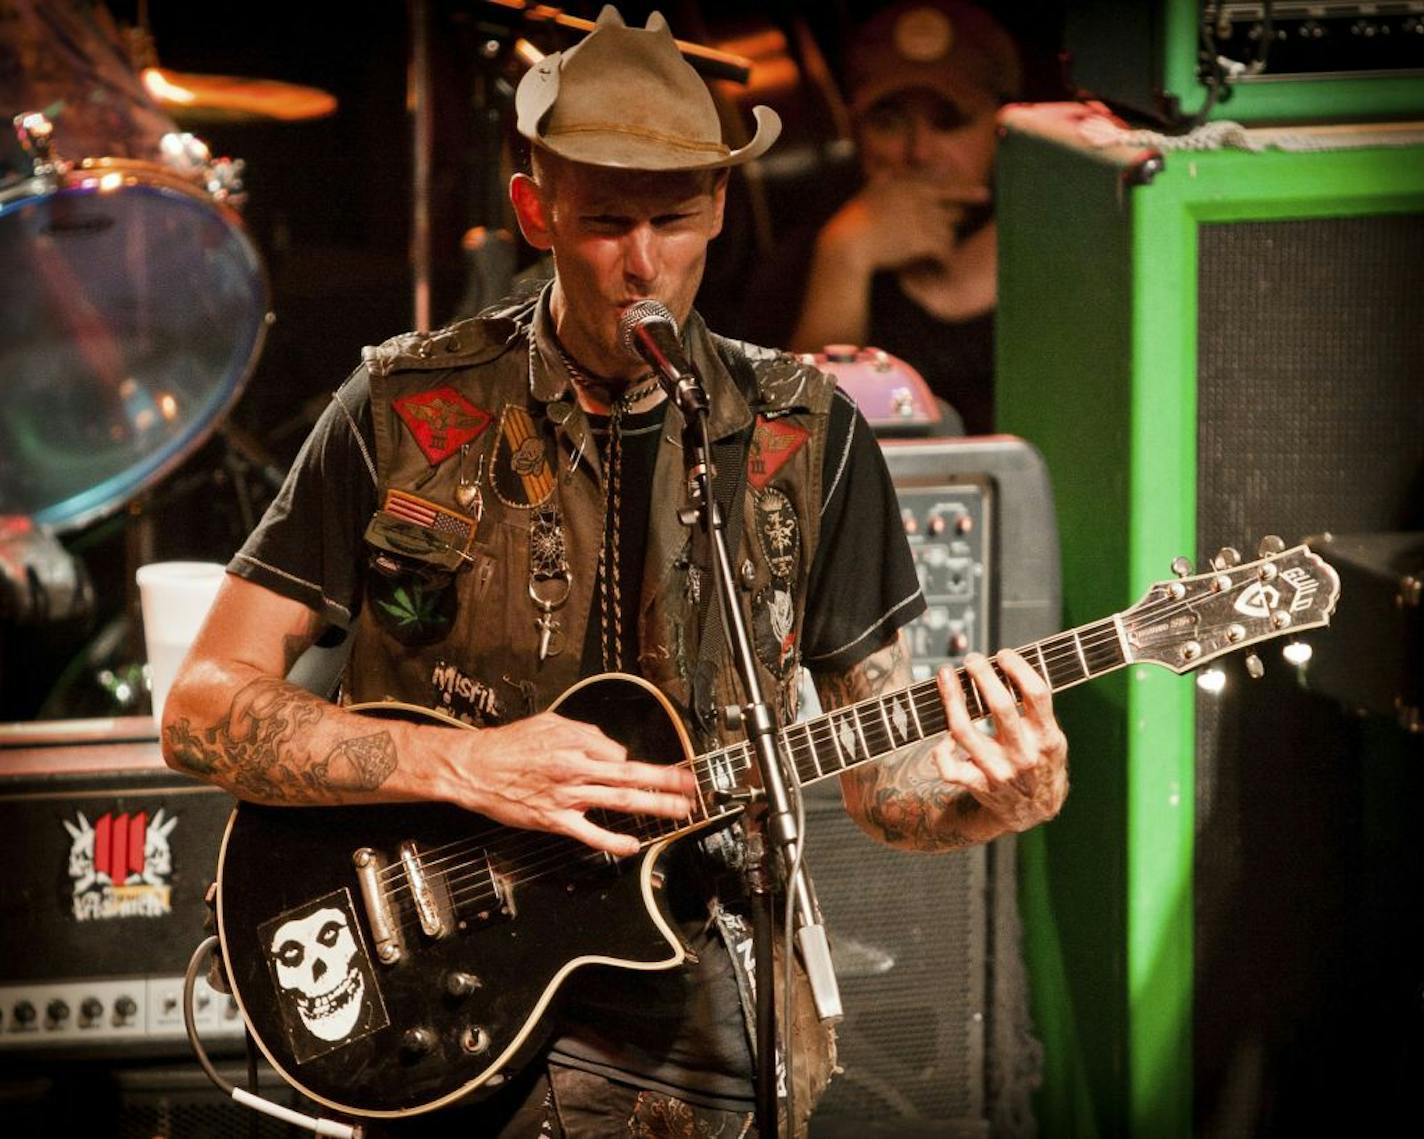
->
xmin=382 ymin=489 xmax=476 ymax=551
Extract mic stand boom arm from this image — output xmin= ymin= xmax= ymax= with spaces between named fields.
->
xmin=665 ymin=367 xmax=843 ymax=1139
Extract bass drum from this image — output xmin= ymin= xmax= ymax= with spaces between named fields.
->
xmin=0 ymin=156 xmax=269 ymax=531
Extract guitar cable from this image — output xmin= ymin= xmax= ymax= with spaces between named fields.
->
xmin=184 ymin=935 xmax=364 ymax=1139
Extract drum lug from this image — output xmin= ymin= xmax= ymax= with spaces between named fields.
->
xmin=13 ymin=112 xmax=68 ymax=178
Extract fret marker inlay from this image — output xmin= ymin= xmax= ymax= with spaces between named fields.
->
xmin=837 ymin=715 xmax=857 ymax=760
xmin=891 ymin=696 xmax=909 ymax=742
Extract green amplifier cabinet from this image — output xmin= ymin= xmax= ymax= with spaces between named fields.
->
xmin=996 ymin=105 xmax=1424 ymax=1137
xmin=1067 ymin=1 xmax=1424 ymax=125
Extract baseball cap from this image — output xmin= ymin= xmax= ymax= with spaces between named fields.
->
xmin=845 ymin=0 xmax=1021 ymax=117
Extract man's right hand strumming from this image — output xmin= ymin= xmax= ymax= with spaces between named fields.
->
xmin=161 ymin=574 xmax=696 ymax=857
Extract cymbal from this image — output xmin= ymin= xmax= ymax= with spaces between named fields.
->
xmin=140 ymin=67 xmax=337 ymax=123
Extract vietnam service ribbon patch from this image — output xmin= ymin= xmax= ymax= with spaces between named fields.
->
xmin=491 ymin=405 xmax=555 ymax=508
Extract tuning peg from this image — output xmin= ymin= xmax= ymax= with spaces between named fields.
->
xmin=1171 ymin=556 xmax=1193 ymax=578
xmin=1245 ymin=652 xmax=1265 ymax=679
xmin=1211 ymin=546 xmax=1241 ymax=570
xmin=1257 ymin=535 xmax=1285 ymax=558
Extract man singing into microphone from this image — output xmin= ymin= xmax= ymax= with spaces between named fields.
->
xmin=162 ymin=7 xmax=1067 ymax=1135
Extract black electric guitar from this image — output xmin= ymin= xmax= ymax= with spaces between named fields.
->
xmin=215 ymin=540 xmax=1339 ymax=1119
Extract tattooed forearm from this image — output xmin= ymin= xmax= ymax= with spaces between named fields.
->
xmin=164 ymin=676 xmax=397 ymax=803
xmin=844 ymin=742 xmax=981 ymax=851
xmin=816 ymin=633 xmax=980 ymax=852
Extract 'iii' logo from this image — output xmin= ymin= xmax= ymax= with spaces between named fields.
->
xmin=63 ymin=808 xmax=178 ymax=921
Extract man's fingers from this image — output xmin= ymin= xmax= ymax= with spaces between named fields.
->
xmin=580 ymin=782 xmax=697 ymax=820
xmin=933 ymin=744 xmax=990 ymax=796
xmin=938 ymin=661 xmax=1016 ymax=784
xmin=561 ymin=812 xmax=641 ymax=858
xmin=590 ymin=757 xmax=698 ymax=798
xmin=998 ymin=649 xmax=1054 ymax=721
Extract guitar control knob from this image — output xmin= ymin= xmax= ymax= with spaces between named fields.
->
xmin=47 ymin=1000 xmax=70 ymax=1024
xmin=445 ymin=971 xmax=482 ymax=998
xmin=401 ymin=1027 xmax=437 ymax=1057
xmin=462 ymin=1025 xmax=492 ymax=1054
xmin=13 ymin=1000 xmax=36 ymax=1027
xmin=114 ymin=996 xmax=138 ymax=1023
xmin=80 ymin=997 xmax=103 ymax=1022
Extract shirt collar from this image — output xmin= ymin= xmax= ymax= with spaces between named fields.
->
xmin=527 ymin=282 xmax=753 ymax=441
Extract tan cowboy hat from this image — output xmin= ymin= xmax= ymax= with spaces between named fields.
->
xmin=514 ymin=5 xmax=780 ymax=171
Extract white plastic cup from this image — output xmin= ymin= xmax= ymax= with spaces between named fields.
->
xmin=135 ymin=561 xmax=226 ymax=724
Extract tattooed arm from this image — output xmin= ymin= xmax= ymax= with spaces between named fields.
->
xmin=160 ymin=574 xmax=695 ymax=854
xmin=816 ymin=630 xmax=1069 ymax=852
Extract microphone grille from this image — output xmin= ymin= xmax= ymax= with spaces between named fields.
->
xmin=618 ymin=299 xmax=678 ymax=355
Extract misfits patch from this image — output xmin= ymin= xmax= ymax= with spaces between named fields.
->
xmin=431 ymin=659 xmax=504 ymax=725
xmin=754 ymin=487 xmax=801 ymax=581
xmin=259 ymin=888 xmax=388 ymax=1064
xmin=393 ymin=386 xmax=492 ymax=466
xmin=491 ymin=405 xmax=556 ymax=508
xmin=753 ymin=581 xmax=798 ymax=678
xmin=747 ymin=416 xmax=809 ymax=490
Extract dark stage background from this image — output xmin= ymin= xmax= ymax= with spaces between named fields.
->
xmin=1 ymin=0 xmax=1067 ymax=722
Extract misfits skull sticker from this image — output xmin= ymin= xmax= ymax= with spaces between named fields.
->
xmin=259 ymin=889 xmax=388 ymax=1063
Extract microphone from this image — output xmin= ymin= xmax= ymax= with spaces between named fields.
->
xmin=617 ymin=300 xmax=707 ymax=415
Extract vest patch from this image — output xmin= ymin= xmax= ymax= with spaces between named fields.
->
xmin=748 ymin=416 xmax=809 ymax=490
xmin=491 ymin=405 xmax=556 ymax=508
xmin=754 ymin=486 xmax=801 ymax=581
xmin=430 ymin=660 xmax=503 ymax=724
xmin=753 ymin=582 xmax=798 ymax=679
xmin=382 ymin=488 xmax=478 ymax=555
xmin=393 ymin=387 xmax=492 ymax=465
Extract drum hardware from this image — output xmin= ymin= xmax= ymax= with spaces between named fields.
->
xmin=121 ymin=5 xmax=337 ymax=126
xmin=1 ymin=5 xmax=275 ymax=721
xmin=139 ymin=68 xmax=337 ymax=125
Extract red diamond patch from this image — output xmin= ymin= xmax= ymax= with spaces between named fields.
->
xmin=747 ymin=416 xmax=809 ymax=490
xmin=393 ymin=387 xmax=491 ymax=465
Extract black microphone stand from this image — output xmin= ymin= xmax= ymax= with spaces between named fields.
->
xmin=658 ymin=360 xmax=841 ymax=1139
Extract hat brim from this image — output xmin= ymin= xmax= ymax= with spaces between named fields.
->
xmin=532 ymin=105 xmax=782 ymax=172
xmin=851 ymin=72 xmax=998 ymax=118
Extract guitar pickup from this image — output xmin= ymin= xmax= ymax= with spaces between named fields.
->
xmin=481 ymin=851 xmax=516 ymax=921
xmin=353 ymin=846 xmax=405 ymax=965
xmin=400 ymin=840 xmax=456 ymax=939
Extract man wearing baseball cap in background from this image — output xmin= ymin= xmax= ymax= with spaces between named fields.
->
xmin=789 ymin=0 xmax=1022 ymax=436
xmin=163 ymin=6 xmax=1066 ymax=1135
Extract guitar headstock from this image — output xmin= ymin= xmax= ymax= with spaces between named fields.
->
xmin=1124 ymin=537 xmax=1341 ymax=673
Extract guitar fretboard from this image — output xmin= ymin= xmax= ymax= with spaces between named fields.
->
xmin=688 ymin=617 xmax=1127 ymax=826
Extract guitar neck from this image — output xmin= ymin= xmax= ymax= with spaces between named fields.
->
xmin=684 ymin=616 xmax=1128 ymax=831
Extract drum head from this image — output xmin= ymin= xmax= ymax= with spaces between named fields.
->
xmin=0 ymin=164 xmax=269 ymax=531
